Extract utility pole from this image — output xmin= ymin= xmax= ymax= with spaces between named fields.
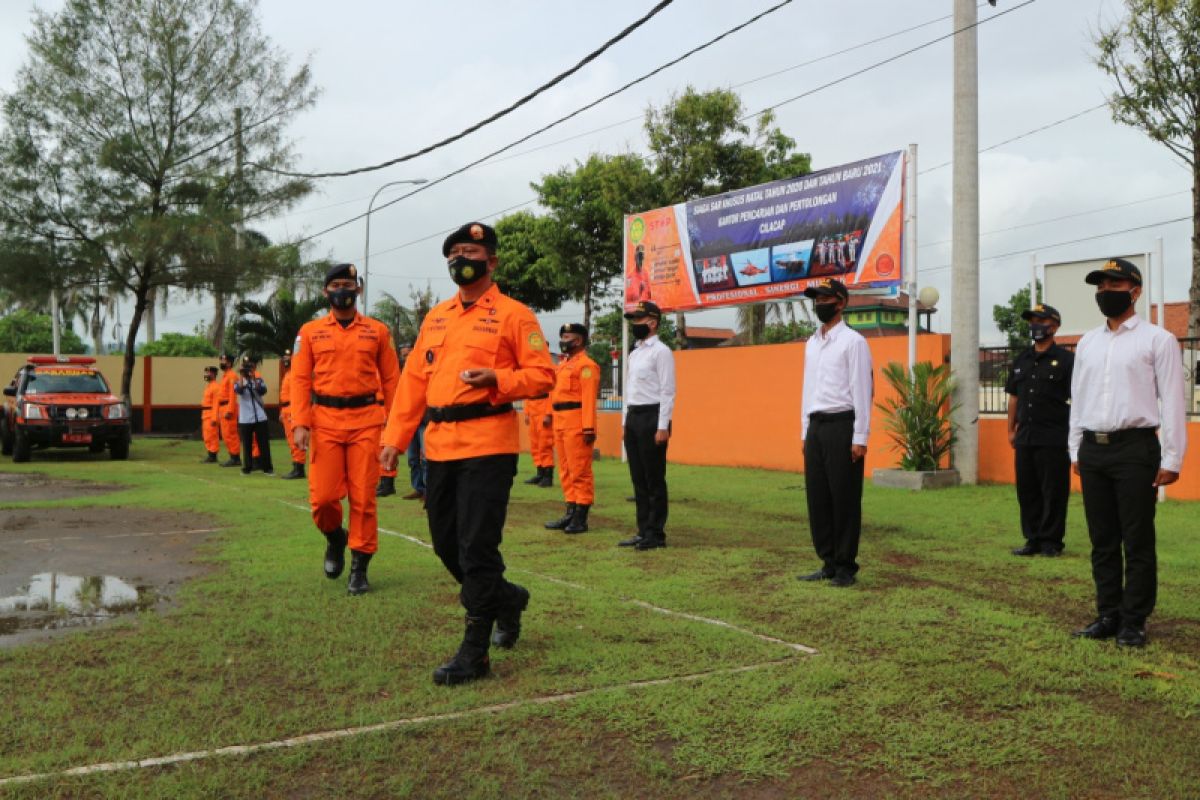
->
xmin=905 ymin=143 xmax=918 ymax=372
xmin=950 ymin=0 xmax=980 ymax=484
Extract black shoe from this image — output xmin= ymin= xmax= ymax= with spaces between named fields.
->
xmin=1116 ymin=621 xmax=1148 ymax=648
xmin=1011 ymin=543 xmax=1040 ymax=556
xmin=634 ymin=537 xmax=666 ymax=551
xmin=202 ymin=452 xmax=218 ymax=463
xmin=564 ymin=504 xmax=590 ymax=534
xmin=347 ymin=550 xmax=372 ymax=595
xmin=523 ymin=473 xmax=541 ymax=485
xmin=280 ymin=463 xmax=305 ymax=480
xmin=830 ymin=573 xmax=857 ymax=588
xmin=1071 ymin=615 xmax=1120 ymax=640
xmin=545 ymin=503 xmax=576 ymax=530
xmin=261 ymin=469 xmax=274 ymax=476
xmin=492 ymin=584 xmax=531 ymax=649
xmin=1041 ymin=545 xmax=1063 ymax=557
xmin=625 ymin=495 xmax=636 ymax=503
xmin=537 ymin=467 xmax=554 ymax=488
xmin=617 ymin=534 xmax=644 ymax=547
xmin=220 ymin=455 xmax=241 ymax=468
xmin=797 ymin=569 xmax=834 ymax=582
xmin=375 ymin=476 xmax=396 ymax=497
xmin=323 ymin=528 xmax=348 ymax=579
xmin=434 ymin=616 xmax=492 ymax=686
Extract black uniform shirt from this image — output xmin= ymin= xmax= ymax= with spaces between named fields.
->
xmin=1005 ymin=343 xmax=1074 ymax=447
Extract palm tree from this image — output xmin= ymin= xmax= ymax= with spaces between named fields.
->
xmin=234 ymin=290 xmax=325 ymax=357
xmin=373 ymin=285 xmax=438 ymax=347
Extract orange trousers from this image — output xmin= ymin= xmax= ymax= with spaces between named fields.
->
xmin=281 ymin=409 xmax=307 ymax=465
xmin=554 ymin=426 xmax=594 ymax=505
xmin=202 ymin=415 xmax=220 ymax=454
xmin=309 ymin=425 xmax=382 ymax=553
xmin=529 ymin=417 xmax=555 ymax=469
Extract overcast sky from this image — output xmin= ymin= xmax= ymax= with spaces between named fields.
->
xmin=1 ymin=0 xmax=1191 ymax=347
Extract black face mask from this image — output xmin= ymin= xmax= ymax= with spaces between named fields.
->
xmin=1029 ymin=322 xmax=1052 ymax=342
xmin=1095 ymin=290 xmax=1133 ymax=319
xmin=448 ymin=255 xmax=488 ymax=286
xmin=814 ymin=302 xmax=839 ymax=324
xmin=328 ymin=288 xmax=357 ymax=310
xmin=559 ymin=340 xmax=578 ymax=355
xmin=630 ymin=323 xmax=652 ymax=340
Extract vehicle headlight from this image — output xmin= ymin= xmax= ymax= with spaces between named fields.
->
xmin=66 ymin=407 xmax=78 ymax=419
xmin=23 ymin=403 xmax=46 ymax=420
xmin=105 ymin=403 xmax=127 ymax=420
xmin=78 ymin=408 xmax=89 ymax=419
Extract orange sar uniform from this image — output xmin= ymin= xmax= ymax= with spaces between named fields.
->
xmin=201 ymin=377 xmax=222 ymax=455
xmin=291 ymin=312 xmax=400 ymax=554
xmin=219 ymin=365 xmax=240 ymax=457
xmin=525 ymin=394 xmax=554 ymax=469
xmin=551 ymin=351 xmax=600 ymax=506
xmin=381 ymin=282 xmax=553 ymax=616
xmin=278 ymin=368 xmax=306 ymax=466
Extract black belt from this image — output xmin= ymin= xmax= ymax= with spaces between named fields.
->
xmin=628 ymin=403 xmax=659 ymax=413
xmin=280 ymin=401 xmax=291 ymax=407
xmin=312 ymin=393 xmax=381 ymax=409
xmin=424 ymin=402 xmax=514 ymax=423
xmin=201 ymin=406 xmax=212 ymax=410
xmin=553 ymin=401 xmax=582 ymax=411
xmin=810 ymin=410 xmax=854 ymax=423
xmin=1084 ymin=428 xmax=1156 ymax=445
xmin=529 ymin=393 xmax=549 ymax=400
xmin=218 ymin=400 xmax=229 ymax=405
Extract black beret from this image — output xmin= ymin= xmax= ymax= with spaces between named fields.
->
xmin=623 ymin=300 xmax=662 ymax=320
xmin=559 ymin=323 xmax=589 ymax=343
xmin=325 ymin=262 xmax=359 ymax=286
xmin=220 ymin=352 xmax=234 ymax=361
xmin=1021 ymin=303 xmax=1062 ymax=324
xmin=204 ymin=365 xmax=218 ymax=373
xmin=1085 ymin=257 xmax=1142 ymax=287
xmin=803 ymin=278 xmax=849 ymax=301
xmin=442 ymin=222 xmax=498 ymax=257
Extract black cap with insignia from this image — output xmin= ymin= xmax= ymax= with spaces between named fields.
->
xmin=442 ymin=222 xmax=498 ymax=257
xmin=324 ymin=262 xmax=359 ymax=287
xmin=1021 ymin=303 xmax=1062 ymax=324
xmin=559 ymin=322 xmax=589 ymax=344
xmin=1085 ymin=257 xmax=1142 ymax=287
xmin=623 ymin=300 xmax=662 ymax=320
xmin=803 ymin=278 xmax=850 ymax=301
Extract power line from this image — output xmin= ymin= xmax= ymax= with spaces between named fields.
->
xmin=250 ymin=0 xmax=677 ymax=179
xmin=293 ymin=0 xmax=798 ymax=245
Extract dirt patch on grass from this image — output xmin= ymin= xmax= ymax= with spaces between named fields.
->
xmin=0 ymin=472 xmax=122 ymax=502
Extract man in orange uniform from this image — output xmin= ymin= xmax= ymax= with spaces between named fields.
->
xmin=380 ymin=221 xmax=554 ymax=687
xmin=291 ymin=263 xmax=400 ymax=595
xmin=216 ymin=353 xmax=242 ymax=467
xmin=200 ymin=366 xmax=221 ymax=463
xmin=521 ymin=392 xmax=554 ymax=487
xmin=544 ymin=323 xmax=599 ymax=534
xmin=277 ymin=349 xmax=306 ymax=480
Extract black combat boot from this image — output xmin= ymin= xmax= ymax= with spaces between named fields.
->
xmin=323 ymin=527 xmax=348 ymax=579
xmin=564 ymin=504 xmax=590 ymax=534
xmin=544 ymin=503 xmax=576 ymax=530
xmin=491 ymin=584 xmax=531 ymax=649
xmin=433 ymin=615 xmax=493 ymax=686
xmin=347 ymin=550 xmax=372 ymax=595
xmin=375 ymin=476 xmax=396 ymax=497
xmin=202 ymin=452 xmax=218 ymax=463
xmin=537 ymin=466 xmax=554 ymax=488
xmin=523 ymin=467 xmax=543 ymax=485
xmin=220 ymin=455 xmax=241 ymax=468
xmin=280 ymin=462 xmax=305 ymax=480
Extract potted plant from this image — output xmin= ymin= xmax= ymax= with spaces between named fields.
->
xmin=872 ymin=361 xmax=960 ymax=490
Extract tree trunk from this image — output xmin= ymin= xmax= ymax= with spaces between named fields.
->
xmin=90 ymin=297 xmax=103 ymax=356
xmin=582 ymin=276 xmax=592 ymax=330
xmin=145 ymin=286 xmax=157 ymax=343
xmin=120 ymin=283 xmax=150 ymax=406
xmin=211 ymin=290 xmax=227 ymax=351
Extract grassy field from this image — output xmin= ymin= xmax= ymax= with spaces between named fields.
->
xmin=0 ymin=438 xmax=1197 ymax=799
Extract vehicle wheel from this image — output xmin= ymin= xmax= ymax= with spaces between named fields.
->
xmin=88 ymin=440 xmax=106 ymax=454
xmin=0 ymin=421 xmax=12 ymax=456
xmin=12 ymin=429 xmax=31 ymax=463
xmin=109 ymin=437 xmax=129 ymax=460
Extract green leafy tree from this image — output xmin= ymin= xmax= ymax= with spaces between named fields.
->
xmin=992 ymin=281 xmax=1042 ymax=348
xmin=139 ymin=332 xmax=218 ymax=357
xmin=493 ymin=211 xmax=570 ymax=312
xmin=0 ymin=0 xmax=318 ymax=402
xmin=0 ymin=309 xmax=87 ymax=354
xmin=762 ymin=320 xmax=816 ymax=344
xmin=1095 ymin=0 xmax=1200 ymax=335
xmin=372 ymin=285 xmax=437 ymax=349
xmin=234 ymin=291 xmax=325 ymax=357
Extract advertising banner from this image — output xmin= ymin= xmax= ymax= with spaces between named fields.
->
xmin=623 ymin=151 xmax=905 ymax=313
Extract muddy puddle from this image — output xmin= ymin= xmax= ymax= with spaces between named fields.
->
xmin=0 ymin=573 xmax=157 ymax=638
xmin=0 ymin=472 xmax=121 ymax=502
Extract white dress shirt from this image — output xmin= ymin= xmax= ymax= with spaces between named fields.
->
xmin=623 ymin=334 xmax=676 ymax=430
xmin=802 ymin=321 xmax=874 ymax=446
xmin=1068 ymin=314 xmax=1188 ymax=472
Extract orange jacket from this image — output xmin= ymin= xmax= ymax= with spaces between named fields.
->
xmin=219 ymin=367 xmax=238 ymax=419
xmin=201 ymin=380 xmax=222 ymax=422
xmin=550 ymin=351 xmax=599 ymax=432
xmin=382 ymin=283 xmax=554 ymax=460
xmin=291 ymin=312 xmax=401 ymax=431
xmin=279 ymin=369 xmax=292 ymax=407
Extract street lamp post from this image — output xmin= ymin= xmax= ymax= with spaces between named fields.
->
xmin=363 ymin=178 xmax=427 ymax=316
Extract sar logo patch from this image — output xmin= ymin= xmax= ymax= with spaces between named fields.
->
xmin=528 ymin=332 xmax=545 ymax=351
xmin=581 ymin=367 xmax=593 ymax=379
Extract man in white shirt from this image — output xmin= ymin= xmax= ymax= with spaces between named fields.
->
xmin=1068 ymin=257 xmax=1187 ymax=648
xmin=797 ymin=279 xmax=874 ymax=587
xmin=619 ymin=301 xmax=677 ymax=551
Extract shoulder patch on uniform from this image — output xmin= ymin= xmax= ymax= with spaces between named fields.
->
xmin=581 ymin=367 xmax=593 ymax=379
xmin=293 ymin=334 xmax=302 ymax=354
xmin=528 ymin=332 xmax=544 ymax=351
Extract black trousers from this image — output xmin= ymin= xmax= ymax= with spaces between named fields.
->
xmin=1014 ymin=444 xmax=1070 ymax=551
xmin=803 ymin=415 xmax=864 ymax=576
xmin=624 ymin=406 xmax=669 ymax=541
xmin=425 ymin=453 xmax=524 ymax=619
xmin=1078 ymin=431 xmax=1160 ymax=622
xmin=237 ymin=421 xmax=272 ymax=473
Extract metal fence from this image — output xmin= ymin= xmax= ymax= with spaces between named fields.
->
xmin=979 ymin=337 xmax=1199 ymax=416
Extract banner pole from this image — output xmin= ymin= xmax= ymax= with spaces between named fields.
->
xmin=905 ymin=143 xmax=918 ymax=373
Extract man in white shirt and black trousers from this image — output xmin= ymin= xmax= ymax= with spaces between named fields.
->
xmin=619 ymin=301 xmax=677 ymax=551
xmin=1069 ymin=257 xmax=1187 ymax=648
xmin=797 ymin=278 xmax=874 ymax=587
